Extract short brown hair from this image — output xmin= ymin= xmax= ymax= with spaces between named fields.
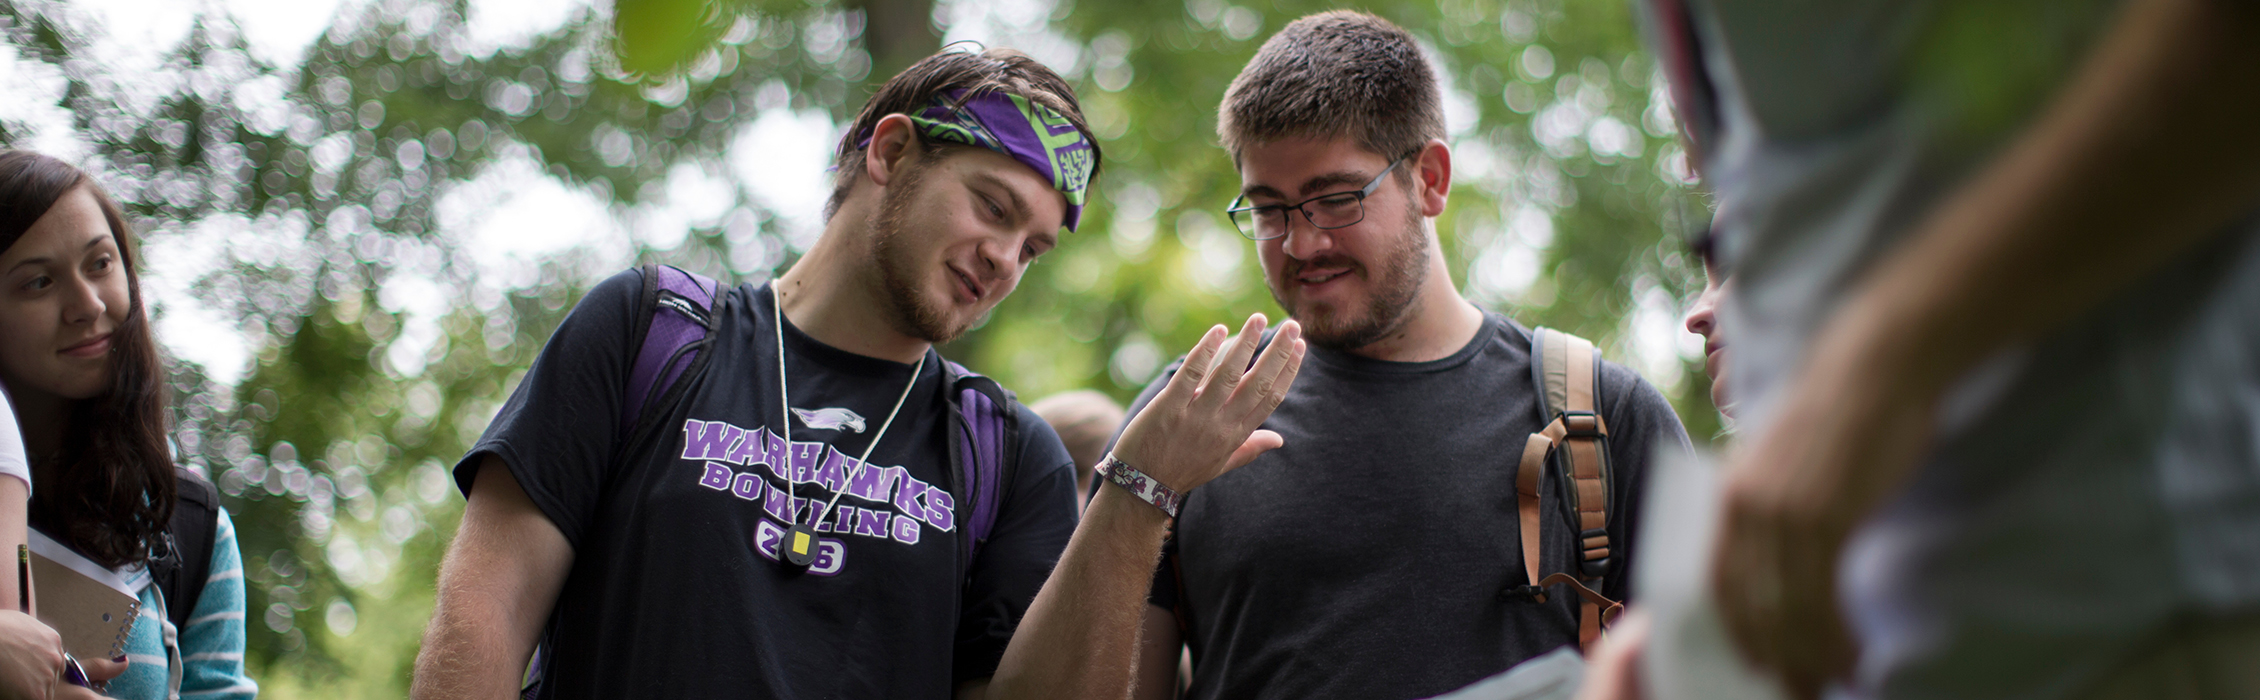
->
xmin=825 ymin=47 xmax=1103 ymax=221
xmin=1218 ymin=11 xmax=1442 ymax=166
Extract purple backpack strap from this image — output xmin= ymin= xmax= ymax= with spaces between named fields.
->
xmin=943 ymin=359 xmax=1015 ymax=566
xmin=622 ymin=265 xmax=719 ymax=433
xmin=527 ymin=266 xmax=718 ymax=699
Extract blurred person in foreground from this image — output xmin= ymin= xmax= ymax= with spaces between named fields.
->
xmin=1028 ymin=390 xmax=1123 ymax=507
xmin=982 ymin=12 xmax=1689 ymax=700
xmin=1630 ymin=0 xmax=2260 ymax=698
xmin=0 ymin=150 xmax=255 ymax=699
xmin=415 ymin=46 xmax=1301 ymax=699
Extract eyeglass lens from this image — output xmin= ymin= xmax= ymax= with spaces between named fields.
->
xmin=1229 ymin=193 xmax=1366 ymax=239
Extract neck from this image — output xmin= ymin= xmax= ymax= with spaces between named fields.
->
xmin=774 ymin=221 xmax=932 ymax=365
xmin=1342 ymin=237 xmax=1486 ymax=363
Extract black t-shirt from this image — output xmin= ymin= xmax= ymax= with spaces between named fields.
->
xmin=1124 ymin=312 xmax=1690 ymax=700
xmin=456 ymin=270 xmax=1079 ymax=699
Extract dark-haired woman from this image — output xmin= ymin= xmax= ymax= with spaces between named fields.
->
xmin=0 ymin=150 xmax=256 ymax=699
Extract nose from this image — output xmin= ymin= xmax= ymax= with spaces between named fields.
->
xmin=976 ymin=233 xmax=1019 ymax=278
xmin=60 ymin=274 xmax=107 ymax=327
xmin=1278 ymin=213 xmax=1335 ymax=261
xmin=1683 ymin=288 xmax=1717 ymax=340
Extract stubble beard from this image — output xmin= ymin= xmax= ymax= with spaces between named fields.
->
xmin=1273 ymin=203 xmax=1430 ymax=351
xmin=869 ymin=157 xmax=972 ymax=344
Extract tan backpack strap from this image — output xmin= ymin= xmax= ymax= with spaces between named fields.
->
xmin=1538 ymin=573 xmax=1625 ymax=651
xmin=1522 ymin=327 xmax=1623 ymax=652
xmin=1542 ymin=329 xmax=1613 ymax=579
xmin=1516 ymin=433 xmax=1552 ymax=597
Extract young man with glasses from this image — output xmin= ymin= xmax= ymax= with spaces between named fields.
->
xmin=978 ymin=11 xmax=1691 ymax=700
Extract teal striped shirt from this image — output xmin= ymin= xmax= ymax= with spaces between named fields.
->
xmin=106 ymin=507 xmax=257 ymax=699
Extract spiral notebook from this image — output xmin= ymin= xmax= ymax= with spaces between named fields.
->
xmin=28 ymin=530 xmax=141 ymax=660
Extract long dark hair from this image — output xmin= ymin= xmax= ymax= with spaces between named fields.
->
xmin=0 ymin=150 xmax=175 ymax=569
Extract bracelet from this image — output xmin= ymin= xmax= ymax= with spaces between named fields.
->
xmin=1095 ymin=453 xmax=1184 ymax=518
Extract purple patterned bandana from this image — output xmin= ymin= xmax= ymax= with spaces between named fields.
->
xmin=857 ymin=89 xmax=1095 ymax=231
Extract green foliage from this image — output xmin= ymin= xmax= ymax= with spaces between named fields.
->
xmin=0 ymin=0 xmax=1721 ymax=694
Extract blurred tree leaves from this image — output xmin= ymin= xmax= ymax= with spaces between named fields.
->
xmin=0 ymin=0 xmax=1715 ymax=695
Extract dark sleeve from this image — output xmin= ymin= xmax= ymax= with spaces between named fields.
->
xmin=452 ymin=268 xmax=644 ymax=550
xmin=1098 ymin=359 xmax=1183 ymax=611
xmin=1596 ymin=361 xmax=1694 ymax=605
xmin=954 ymin=401 xmax=1082 ymax=683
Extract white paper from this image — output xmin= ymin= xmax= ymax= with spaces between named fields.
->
xmin=27 ymin=529 xmax=140 ymax=599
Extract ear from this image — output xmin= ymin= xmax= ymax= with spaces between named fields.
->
xmin=863 ymin=113 xmax=922 ymax=187
xmin=1412 ymin=139 xmax=1451 ymax=218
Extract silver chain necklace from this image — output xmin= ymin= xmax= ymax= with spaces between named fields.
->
xmin=772 ymin=284 xmax=925 ymax=568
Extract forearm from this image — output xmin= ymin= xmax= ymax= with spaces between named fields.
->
xmin=986 ymin=487 xmax=1175 ymax=700
xmin=1823 ymin=0 xmax=2260 ymax=406
xmin=412 ymin=459 xmax=571 ymax=700
xmin=0 ymin=478 xmax=25 ymax=610
xmin=413 ymin=587 xmax=537 ymax=699
xmin=415 ymin=536 xmax=558 ymax=700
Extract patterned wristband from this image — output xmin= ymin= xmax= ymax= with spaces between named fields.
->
xmin=1096 ymin=453 xmax=1184 ymax=518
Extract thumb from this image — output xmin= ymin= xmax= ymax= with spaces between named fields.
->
xmin=1223 ymin=430 xmax=1285 ymax=472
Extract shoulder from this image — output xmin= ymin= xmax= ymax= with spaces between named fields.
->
xmin=578 ymin=267 xmax=647 ymax=317
xmin=529 ymin=268 xmax=648 ymax=352
xmin=1476 ymin=311 xmax=1539 ymax=367
xmin=1009 ymin=400 xmax=1073 ymax=469
xmin=174 ymin=468 xmax=218 ymax=509
xmin=947 ymin=367 xmax=1075 ymax=476
xmin=1595 ymin=358 xmax=1673 ymax=416
xmin=561 ymin=267 xmax=648 ymax=326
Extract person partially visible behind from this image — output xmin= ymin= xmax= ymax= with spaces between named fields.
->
xmin=1028 ymin=390 xmax=1123 ymax=508
xmin=0 ymin=150 xmax=256 ymax=699
xmin=1565 ymin=235 xmax=1735 ymax=700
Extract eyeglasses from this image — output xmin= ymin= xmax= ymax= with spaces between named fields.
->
xmin=1224 ymin=157 xmax=1406 ymax=241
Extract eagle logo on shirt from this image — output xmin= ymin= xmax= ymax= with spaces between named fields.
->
xmin=791 ymin=407 xmax=867 ymax=433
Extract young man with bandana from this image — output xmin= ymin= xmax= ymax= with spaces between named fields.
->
xmin=412 ymin=49 xmax=1133 ymax=699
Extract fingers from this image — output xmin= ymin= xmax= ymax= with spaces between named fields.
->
xmin=75 ymin=657 xmax=125 ymax=683
xmin=1154 ymin=324 xmax=1231 ymax=410
xmin=1194 ymin=314 xmax=1270 ymax=409
xmin=54 ymin=686 xmax=103 ymax=700
xmin=1223 ymin=430 xmax=1285 ymax=472
xmin=1229 ymin=321 xmax=1303 ymax=423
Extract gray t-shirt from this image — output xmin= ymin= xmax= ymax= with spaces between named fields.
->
xmin=1674 ymin=0 xmax=2260 ymax=697
xmin=1121 ymin=312 xmax=1691 ymax=700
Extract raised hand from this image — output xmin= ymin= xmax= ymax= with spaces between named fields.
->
xmin=1108 ymin=313 xmax=1304 ymax=497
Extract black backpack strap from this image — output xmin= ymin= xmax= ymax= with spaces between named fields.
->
xmin=940 ymin=359 xmax=1019 ymax=571
xmin=156 ymin=467 xmax=220 ymax=632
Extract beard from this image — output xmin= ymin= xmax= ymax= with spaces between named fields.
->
xmin=868 ymin=157 xmax=973 ymax=344
xmin=1271 ymin=203 xmax=1430 ymax=351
